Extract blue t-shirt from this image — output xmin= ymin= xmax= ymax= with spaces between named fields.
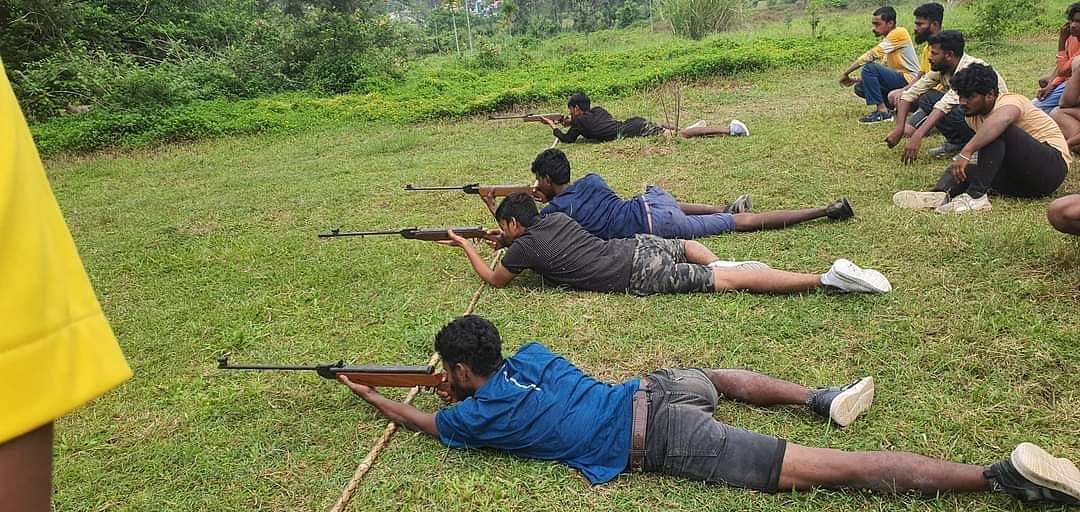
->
xmin=435 ymin=342 xmax=640 ymax=485
xmin=540 ymin=173 xmax=648 ymax=240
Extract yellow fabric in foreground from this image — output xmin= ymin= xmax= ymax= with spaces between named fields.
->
xmin=0 ymin=60 xmax=132 ymax=444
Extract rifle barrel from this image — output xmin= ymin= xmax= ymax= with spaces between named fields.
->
xmin=318 ymin=228 xmax=407 ymax=238
xmin=403 ymin=184 xmax=468 ymax=191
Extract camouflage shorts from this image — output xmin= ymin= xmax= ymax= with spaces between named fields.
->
xmin=628 ymin=235 xmax=714 ymax=296
xmin=638 ymin=120 xmax=667 ymax=137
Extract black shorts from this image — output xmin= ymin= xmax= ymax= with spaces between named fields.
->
xmin=642 ymin=368 xmax=787 ymax=492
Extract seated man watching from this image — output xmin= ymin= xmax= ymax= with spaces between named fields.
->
xmin=886 ymin=2 xmax=947 ymax=137
xmin=1048 ymin=194 xmax=1080 ymax=235
xmin=1032 ymin=3 xmax=1080 ymax=114
xmin=894 ymin=63 xmax=1070 ymax=214
xmin=887 ymin=31 xmax=1007 ymax=162
xmin=841 ymin=6 xmax=921 ymax=124
xmin=516 ymin=148 xmax=852 ymax=241
xmin=340 ymin=315 xmax=1080 ymax=505
xmin=543 ymin=92 xmax=749 ymax=143
xmin=1049 ymin=55 xmax=1080 ymax=152
xmin=441 ymin=192 xmax=891 ymax=296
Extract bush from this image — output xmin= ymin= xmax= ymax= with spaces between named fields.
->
xmin=970 ymin=0 xmax=1043 ymax=41
xmin=660 ymin=0 xmax=744 ymax=40
xmin=31 ymin=34 xmax=870 ymax=155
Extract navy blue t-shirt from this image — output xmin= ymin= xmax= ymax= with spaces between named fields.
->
xmin=540 ymin=173 xmax=648 ymax=240
xmin=435 ymin=342 xmax=640 ymax=485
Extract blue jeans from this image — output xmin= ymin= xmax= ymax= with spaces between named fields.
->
xmin=857 ymin=63 xmax=909 ymax=107
xmin=1032 ymin=82 xmax=1067 ymax=114
xmin=643 ymin=187 xmax=735 ymax=239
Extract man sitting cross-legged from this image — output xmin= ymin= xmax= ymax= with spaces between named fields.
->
xmin=1049 ymin=194 xmax=1080 ymax=235
xmin=885 ymin=3 xmax=947 ymax=143
xmin=894 ymin=63 xmax=1071 ymax=214
xmin=541 ymin=92 xmax=749 ymax=143
xmin=502 ymin=148 xmax=852 ymax=241
xmin=340 ymin=315 xmax=1080 ymax=505
xmin=886 ymin=31 xmax=1007 ymax=162
xmin=842 ymin=6 xmax=921 ymax=124
xmin=442 ymin=192 xmax=890 ymax=295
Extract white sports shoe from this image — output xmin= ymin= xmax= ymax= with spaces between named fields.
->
xmin=708 ymin=260 xmax=770 ymax=270
xmin=729 ymin=119 xmax=749 ymax=136
xmin=935 ymin=193 xmax=992 ymax=214
xmin=821 ymin=258 xmax=892 ymax=293
xmin=892 ymin=190 xmax=948 ymax=209
xmin=684 ymin=120 xmax=706 ymax=130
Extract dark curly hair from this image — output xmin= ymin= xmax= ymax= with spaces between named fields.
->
xmin=927 ymin=30 xmax=964 ymax=58
xmin=874 ymin=6 xmax=897 ymax=23
xmin=494 ymin=192 xmax=540 ymax=228
xmin=1069 ymin=2 xmax=1080 ymax=20
xmin=531 ymin=148 xmax=572 ymax=185
xmin=914 ymin=3 xmax=944 ymax=24
xmin=568 ymin=92 xmax=591 ymax=111
xmin=951 ymin=62 xmax=1000 ymax=97
xmin=435 ymin=315 xmax=504 ymax=377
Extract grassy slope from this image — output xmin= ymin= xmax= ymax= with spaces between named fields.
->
xmin=46 ymin=6 xmax=1078 ymax=512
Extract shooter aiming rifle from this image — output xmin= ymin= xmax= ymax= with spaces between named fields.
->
xmin=403 ymin=183 xmax=535 ymax=197
xmin=488 ymin=112 xmax=568 ymax=124
xmin=317 ymin=227 xmax=495 ymax=241
xmin=217 ymin=357 xmax=453 ymax=400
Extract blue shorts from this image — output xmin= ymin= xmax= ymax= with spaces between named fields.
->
xmin=643 ymin=186 xmax=735 ymax=239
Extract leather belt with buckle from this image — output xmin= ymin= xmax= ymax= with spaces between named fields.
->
xmin=629 ymin=376 xmax=649 ymax=472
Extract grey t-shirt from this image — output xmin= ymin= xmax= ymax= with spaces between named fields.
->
xmin=500 ymin=213 xmax=637 ymax=293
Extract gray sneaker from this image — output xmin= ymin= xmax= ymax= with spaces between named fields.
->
xmin=985 ymin=443 xmax=1080 ymax=505
xmin=928 ymin=142 xmax=964 ymax=158
xmin=725 ymin=193 xmax=753 ymax=213
xmin=807 ymin=377 xmax=875 ymax=427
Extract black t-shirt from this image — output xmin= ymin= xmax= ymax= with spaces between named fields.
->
xmin=553 ymin=107 xmax=623 ymax=143
xmin=500 ymin=213 xmax=637 ymax=292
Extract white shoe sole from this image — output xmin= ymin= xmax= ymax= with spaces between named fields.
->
xmin=935 ymin=200 xmax=992 ymax=214
xmin=893 ymin=191 xmax=947 ymax=209
xmin=730 ymin=119 xmax=749 ymax=136
xmin=1012 ymin=442 xmax=1080 ymax=501
xmin=709 ymin=260 xmax=770 ymax=271
xmin=829 ymin=377 xmax=875 ymax=427
xmin=831 ymin=259 xmax=892 ymax=293
xmin=685 ymin=120 xmax=706 ymax=130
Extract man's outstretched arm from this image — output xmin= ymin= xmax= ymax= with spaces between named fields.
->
xmin=436 ymin=230 xmax=515 ymax=288
xmin=338 ymin=376 xmax=437 ymax=436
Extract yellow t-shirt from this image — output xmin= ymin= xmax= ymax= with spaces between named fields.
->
xmin=0 ymin=60 xmax=132 ymax=444
xmin=967 ymin=93 xmax=1073 ymax=166
xmin=854 ymin=27 xmax=921 ymax=83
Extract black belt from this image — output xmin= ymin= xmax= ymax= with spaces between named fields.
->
xmin=629 ymin=377 xmax=649 ymax=472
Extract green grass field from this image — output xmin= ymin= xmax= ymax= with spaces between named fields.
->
xmin=44 ymin=13 xmax=1080 ymax=512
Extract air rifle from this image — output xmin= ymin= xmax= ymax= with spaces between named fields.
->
xmin=317 ymin=226 xmax=493 ymax=240
xmin=403 ymin=183 xmax=535 ymax=197
xmin=217 ymin=357 xmax=453 ymax=400
xmin=488 ymin=112 xmax=567 ymax=124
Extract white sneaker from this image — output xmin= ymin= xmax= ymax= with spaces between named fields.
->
xmin=892 ymin=190 xmax=948 ymax=209
xmin=821 ymin=258 xmax=892 ymax=293
xmin=709 ymin=260 xmax=770 ymax=271
xmin=684 ymin=120 xmax=706 ymax=130
xmin=935 ymin=193 xmax=992 ymax=214
xmin=729 ymin=119 xmax=749 ymax=136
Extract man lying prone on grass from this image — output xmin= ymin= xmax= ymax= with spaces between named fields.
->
xmin=440 ymin=192 xmax=891 ymax=296
xmin=339 ymin=315 xmax=1080 ymax=505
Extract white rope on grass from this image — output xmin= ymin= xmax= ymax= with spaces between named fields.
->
xmin=329 ymin=252 xmax=500 ymax=512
